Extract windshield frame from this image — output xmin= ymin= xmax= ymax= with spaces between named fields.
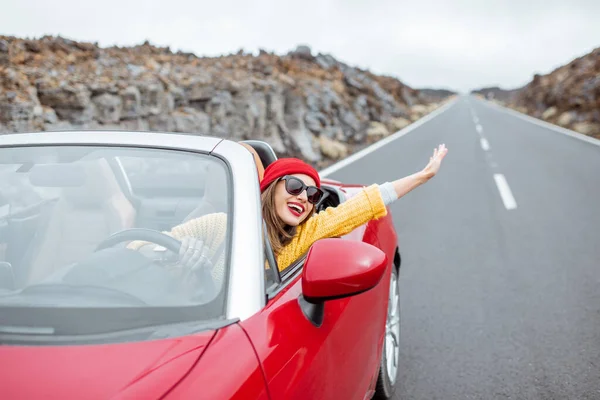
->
xmin=0 ymin=131 xmax=266 ymax=340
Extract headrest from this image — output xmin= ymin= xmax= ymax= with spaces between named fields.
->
xmin=61 ymin=159 xmax=124 ymax=207
xmin=239 ymin=142 xmax=265 ymax=181
xmin=240 ymin=140 xmax=278 ymax=168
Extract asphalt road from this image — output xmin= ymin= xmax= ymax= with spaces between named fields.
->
xmin=324 ymin=96 xmax=600 ymax=400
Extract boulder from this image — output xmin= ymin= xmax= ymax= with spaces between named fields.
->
xmin=366 ymin=121 xmax=389 ymax=139
xmin=92 ymin=93 xmax=122 ymax=124
xmin=542 ymin=106 xmax=557 ymax=120
xmin=410 ymin=104 xmax=428 ymax=119
xmin=120 ymin=86 xmax=142 ymax=119
xmin=172 ymin=108 xmax=210 ymax=134
xmin=557 ymin=112 xmax=575 ymax=126
xmin=319 ymin=135 xmax=348 ymax=159
xmin=573 ymin=122 xmax=600 ymax=136
xmin=388 ymin=117 xmax=411 ymax=132
xmin=37 ymin=84 xmax=91 ymax=110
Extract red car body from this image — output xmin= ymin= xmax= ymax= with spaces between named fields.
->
xmin=0 ymin=136 xmax=400 ymax=400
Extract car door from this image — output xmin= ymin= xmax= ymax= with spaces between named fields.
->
xmin=240 ymin=221 xmax=392 ymax=400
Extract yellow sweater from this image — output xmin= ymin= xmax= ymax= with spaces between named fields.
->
xmin=276 ymin=183 xmax=387 ymax=269
xmin=129 ymin=184 xmax=387 ymax=277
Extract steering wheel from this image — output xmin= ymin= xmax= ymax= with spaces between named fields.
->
xmin=95 ymin=228 xmax=218 ymax=303
xmin=95 ymin=228 xmax=182 ymax=253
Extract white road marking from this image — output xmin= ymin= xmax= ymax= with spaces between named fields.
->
xmin=493 ymin=174 xmax=517 ymax=210
xmin=473 ymin=115 xmax=479 ymax=124
xmin=476 ymin=124 xmax=483 ymax=135
xmin=319 ymin=98 xmax=458 ymax=177
xmin=480 ymin=138 xmax=490 ymax=151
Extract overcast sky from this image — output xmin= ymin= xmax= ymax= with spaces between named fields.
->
xmin=2 ymin=0 xmax=599 ymax=93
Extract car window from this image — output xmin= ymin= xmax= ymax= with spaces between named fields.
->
xmin=263 ymin=224 xmax=281 ymax=292
xmin=0 ymin=145 xmax=232 ymax=343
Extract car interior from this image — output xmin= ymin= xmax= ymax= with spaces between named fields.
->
xmin=0 ymin=140 xmax=344 ymax=290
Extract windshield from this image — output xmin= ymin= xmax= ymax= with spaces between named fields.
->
xmin=0 ymin=145 xmax=232 ymax=344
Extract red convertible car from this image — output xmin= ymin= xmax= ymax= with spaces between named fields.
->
xmin=0 ymin=132 xmax=401 ymax=400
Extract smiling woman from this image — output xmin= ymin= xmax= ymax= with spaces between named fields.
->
xmin=146 ymin=142 xmax=448 ymax=276
xmin=259 ymin=158 xmax=322 ymax=254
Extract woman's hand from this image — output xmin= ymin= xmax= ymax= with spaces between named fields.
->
xmin=390 ymin=144 xmax=449 ymax=200
xmin=178 ymin=236 xmax=213 ymax=272
xmin=421 ymin=143 xmax=448 ymax=179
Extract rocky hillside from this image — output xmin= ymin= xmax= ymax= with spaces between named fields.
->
xmin=418 ymin=88 xmax=457 ymax=103
xmin=513 ymin=47 xmax=600 ymax=138
xmin=470 ymin=86 xmax=520 ymax=103
xmin=0 ymin=36 xmax=450 ymax=166
xmin=474 ymin=47 xmax=600 ymax=139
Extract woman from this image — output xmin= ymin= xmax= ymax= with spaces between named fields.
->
xmin=129 ymin=144 xmax=448 ymax=284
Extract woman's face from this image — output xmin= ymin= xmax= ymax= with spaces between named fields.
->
xmin=273 ymin=173 xmax=316 ymax=226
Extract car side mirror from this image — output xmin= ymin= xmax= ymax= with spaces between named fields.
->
xmin=301 ymin=238 xmax=388 ymax=304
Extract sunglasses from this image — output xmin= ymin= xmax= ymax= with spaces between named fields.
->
xmin=280 ymin=175 xmax=324 ymax=204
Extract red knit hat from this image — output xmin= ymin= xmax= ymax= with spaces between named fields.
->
xmin=260 ymin=158 xmax=321 ymax=192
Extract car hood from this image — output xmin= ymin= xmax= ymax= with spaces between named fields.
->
xmin=0 ymin=330 xmax=216 ymax=399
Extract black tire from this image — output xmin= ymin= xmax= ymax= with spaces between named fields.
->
xmin=373 ymin=266 xmax=400 ymax=399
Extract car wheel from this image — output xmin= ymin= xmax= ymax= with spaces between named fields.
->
xmin=373 ymin=267 xmax=400 ymax=399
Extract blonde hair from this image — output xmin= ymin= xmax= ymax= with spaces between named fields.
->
xmin=261 ymin=179 xmax=315 ymax=255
